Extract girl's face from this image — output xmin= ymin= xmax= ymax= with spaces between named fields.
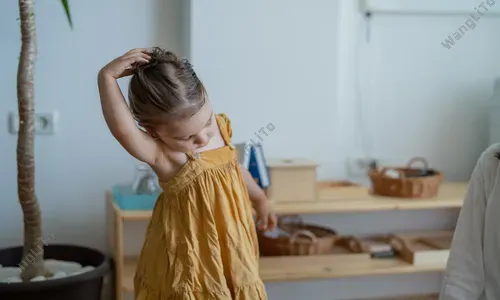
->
xmin=148 ymin=101 xmax=218 ymax=153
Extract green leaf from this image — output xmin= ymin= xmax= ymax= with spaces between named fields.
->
xmin=60 ymin=0 xmax=73 ymax=29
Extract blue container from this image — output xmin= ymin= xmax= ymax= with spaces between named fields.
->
xmin=112 ymin=185 xmax=160 ymax=211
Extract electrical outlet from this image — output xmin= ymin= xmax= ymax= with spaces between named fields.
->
xmin=8 ymin=111 xmax=59 ymax=135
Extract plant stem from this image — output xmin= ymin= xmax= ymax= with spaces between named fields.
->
xmin=17 ymin=0 xmax=44 ymax=281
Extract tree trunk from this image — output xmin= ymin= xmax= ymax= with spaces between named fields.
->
xmin=17 ymin=0 xmax=44 ymax=281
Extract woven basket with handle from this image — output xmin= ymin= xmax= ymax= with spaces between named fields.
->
xmin=368 ymin=157 xmax=443 ymax=199
xmin=257 ymin=215 xmax=338 ymax=256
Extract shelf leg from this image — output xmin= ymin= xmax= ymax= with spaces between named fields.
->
xmin=114 ymin=209 xmax=124 ymax=300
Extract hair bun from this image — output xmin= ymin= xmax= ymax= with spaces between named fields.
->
xmin=149 ymin=47 xmax=180 ymax=63
xmin=133 ymin=47 xmax=181 ymax=73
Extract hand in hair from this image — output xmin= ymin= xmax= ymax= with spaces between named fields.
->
xmin=100 ymin=48 xmax=151 ymax=79
xmin=98 ymin=48 xmax=163 ymax=167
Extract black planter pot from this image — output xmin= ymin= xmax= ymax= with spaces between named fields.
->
xmin=0 ymin=244 xmax=110 ymax=300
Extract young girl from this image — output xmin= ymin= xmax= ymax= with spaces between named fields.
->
xmin=98 ymin=48 xmax=276 ymax=299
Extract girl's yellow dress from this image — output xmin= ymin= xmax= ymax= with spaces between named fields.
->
xmin=134 ymin=114 xmax=267 ymax=300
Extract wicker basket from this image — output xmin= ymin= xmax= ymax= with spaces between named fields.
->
xmin=368 ymin=157 xmax=443 ymax=199
xmin=257 ymin=215 xmax=338 ymax=256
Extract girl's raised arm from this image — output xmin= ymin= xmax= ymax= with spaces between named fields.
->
xmin=97 ymin=48 xmax=161 ymax=166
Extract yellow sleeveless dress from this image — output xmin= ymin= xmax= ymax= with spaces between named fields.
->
xmin=134 ymin=114 xmax=267 ymax=300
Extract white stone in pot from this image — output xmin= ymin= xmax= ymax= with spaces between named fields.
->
xmin=70 ymin=265 xmax=95 ymax=276
xmin=31 ymin=275 xmax=46 ymax=282
xmin=0 ymin=259 xmax=97 ymax=283
xmin=51 ymin=271 xmax=68 ymax=279
xmin=5 ymin=276 xmax=22 ymax=283
xmin=44 ymin=259 xmax=82 ymax=274
xmin=0 ymin=267 xmax=21 ymax=283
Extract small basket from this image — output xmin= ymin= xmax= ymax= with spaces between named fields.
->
xmin=368 ymin=157 xmax=443 ymax=199
xmin=257 ymin=215 xmax=338 ymax=256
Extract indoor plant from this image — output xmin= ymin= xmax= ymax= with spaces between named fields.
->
xmin=0 ymin=1 xmax=109 ymax=299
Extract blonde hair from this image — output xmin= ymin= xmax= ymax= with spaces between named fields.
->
xmin=128 ymin=47 xmax=207 ymax=127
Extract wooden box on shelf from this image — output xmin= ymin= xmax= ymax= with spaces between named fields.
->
xmin=266 ymin=158 xmax=318 ymax=203
xmin=334 ymin=235 xmax=394 ymax=259
xmin=389 ymin=231 xmax=453 ymax=266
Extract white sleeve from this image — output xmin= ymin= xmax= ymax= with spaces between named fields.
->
xmin=439 ymin=155 xmax=487 ymax=300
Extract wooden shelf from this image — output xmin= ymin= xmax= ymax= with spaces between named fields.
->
xmin=109 ymin=182 xmax=466 ymax=299
xmin=110 ymin=182 xmax=468 ymax=220
xmin=122 ymin=258 xmax=136 ymax=293
xmin=259 ymin=254 xmax=445 ymax=282
xmin=121 ymin=254 xmax=446 ymax=292
xmin=106 ymin=192 xmax=152 ymax=220
xmin=272 ymin=182 xmax=467 ymax=215
xmin=119 ymin=209 xmax=153 ymax=220
xmin=373 ymin=295 xmax=438 ymax=300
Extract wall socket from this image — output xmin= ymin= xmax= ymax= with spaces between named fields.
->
xmin=8 ymin=111 xmax=59 ymax=135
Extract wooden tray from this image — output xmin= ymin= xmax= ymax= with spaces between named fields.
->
xmin=389 ymin=231 xmax=453 ymax=265
xmin=334 ymin=235 xmax=394 ymax=258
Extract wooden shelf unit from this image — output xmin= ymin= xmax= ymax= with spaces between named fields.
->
xmin=112 ymin=182 xmax=467 ymax=221
xmin=120 ymin=254 xmax=446 ymax=293
xmin=107 ymin=182 xmax=468 ymax=300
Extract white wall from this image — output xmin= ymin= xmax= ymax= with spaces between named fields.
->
xmin=348 ymin=5 xmax=500 ymax=181
xmin=0 ymin=0 xmax=188 ymax=249
xmin=191 ymin=0 xmax=500 ymax=182
xmin=189 ymin=0 xmax=500 ymax=299
xmin=191 ymin=0 xmax=342 ymax=179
